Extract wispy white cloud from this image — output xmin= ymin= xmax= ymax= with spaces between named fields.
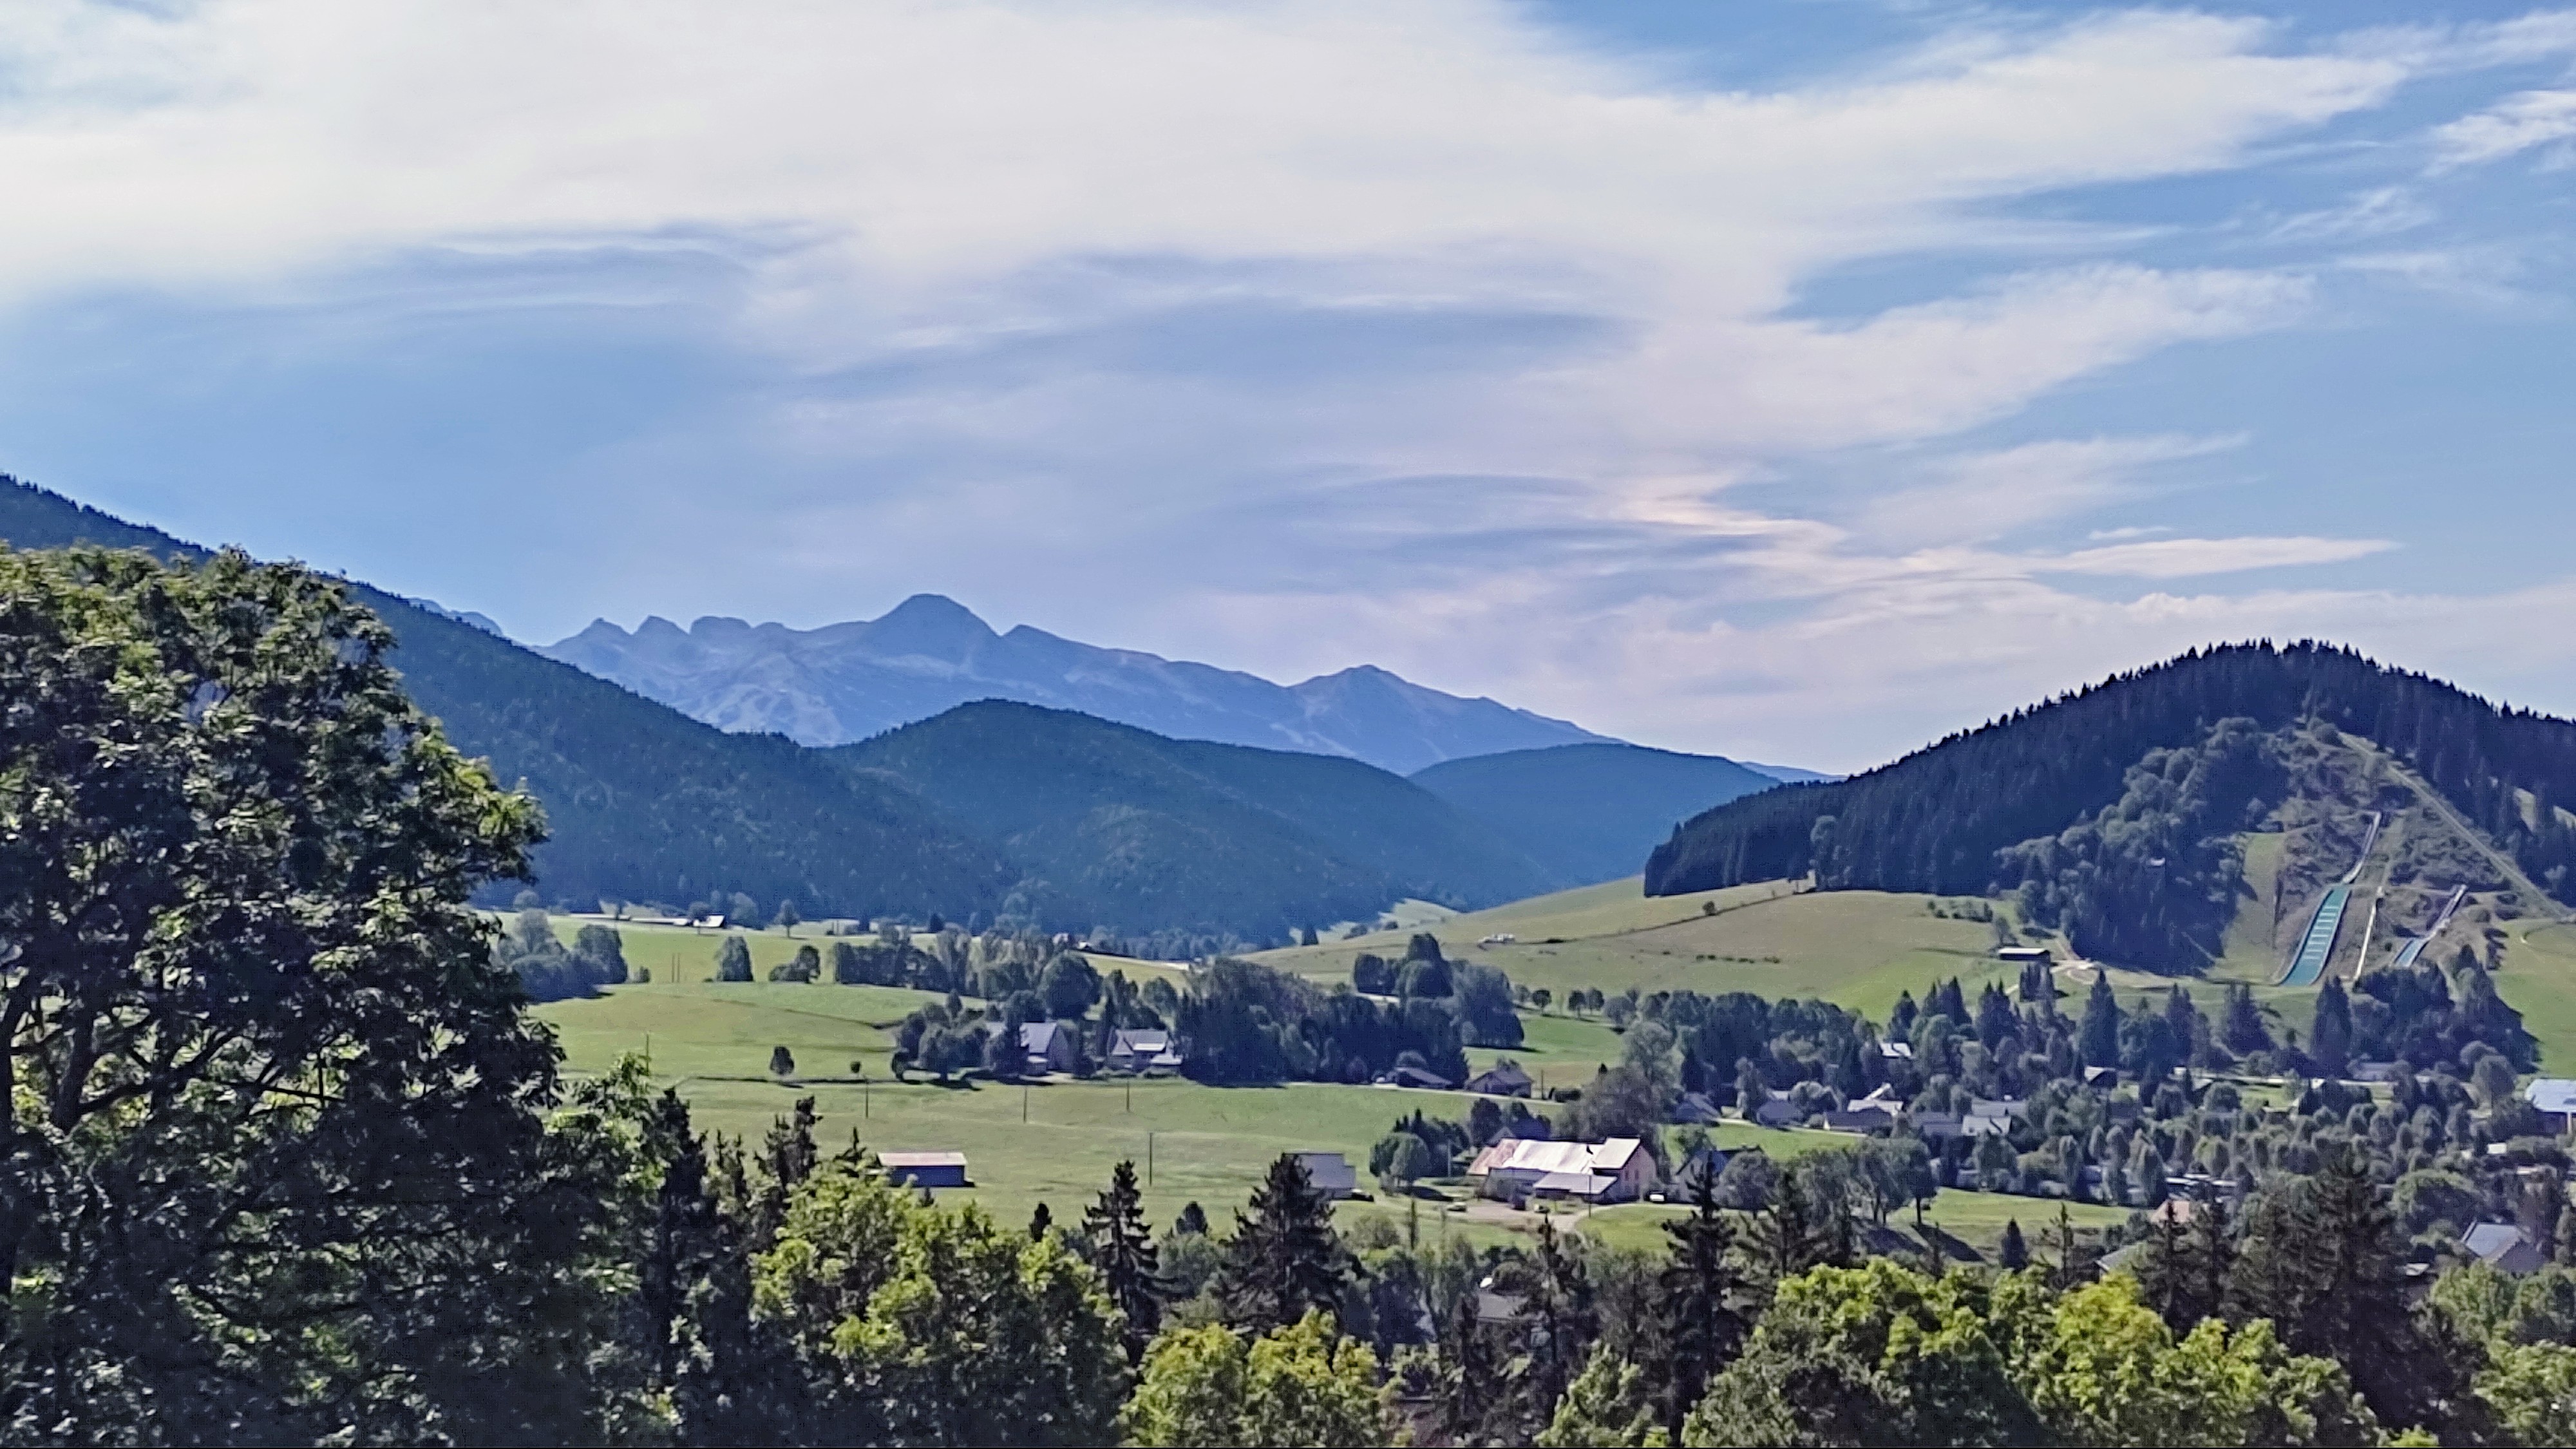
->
xmin=1861 ymin=434 xmax=2240 ymax=548
xmin=0 ymin=1 xmax=2564 ymax=771
xmin=2264 ymin=186 xmax=2434 ymax=244
xmin=2432 ymin=88 xmax=2576 ymax=167
xmin=2031 ymin=535 xmax=2394 ymax=578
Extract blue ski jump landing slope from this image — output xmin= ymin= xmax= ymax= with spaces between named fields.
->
xmin=2280 ymin=885 xmax=2352 ymax=987
xmin=2277 ymin=813 xmax=2380 ymax=988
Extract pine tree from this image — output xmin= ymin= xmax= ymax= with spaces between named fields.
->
xmin=2312 ymin=978 xmax=2354 ymax=1076
xmin=1029 ymin=1202 xmax=1053 ymax=1240
xmin=1743 ymin=1168 xmax=1840 ymax=1293
xmin=1083 ymin=1160 xmax=1166 ymax=1360
xmin=1656 ymin=1173 xmax=1747 ymax=1431
xmin=750 ymin=1095 xmax=820 ymax=1249
xmin=2220 ymin=982 xmax=2273 ymax=1055
xmin=2229 ymin=1147 xmax=2447 ymax=1428
xmin=1998 ymin=1218 xmax=2029 ymax=1271
xmin=1217 ymin=1155 xmax=1350 ymax=1332
xmin=2081 ymin=978 xmax=2123 ymax=1067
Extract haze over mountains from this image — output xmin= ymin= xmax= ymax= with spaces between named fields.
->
xmin=545 ymin=600 xmax=1616 ymax=775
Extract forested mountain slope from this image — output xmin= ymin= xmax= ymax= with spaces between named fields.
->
xmin=0 ymin=475 xmax=1016 ymax=919
xmin=831 ymin=701 xmax=1563 ymax=937
xmin=1410 ymin=742 xmax=1779 ymax=886
xmin=1647 ymin=643 xmax=2576 ymax=965
xmin=548 ymin=602 xmax=1614 ymax=771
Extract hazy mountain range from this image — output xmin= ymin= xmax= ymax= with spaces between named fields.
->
xmin=544 ymin=599 xmax=1620 ymax=775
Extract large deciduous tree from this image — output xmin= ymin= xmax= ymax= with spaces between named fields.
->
xmin=0 ymin=546 xmax=564 ymax=1441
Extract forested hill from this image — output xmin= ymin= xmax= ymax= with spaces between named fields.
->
xmin=831 ymin=701 xmax=1562 ymax=937
xmin=1410 ymin=742 xmax=1779 ymax=886
xmin=0 ymin=475 xmax=1017 ymax=918
xmin=1645 ymin=641 xmax=2576 ymax=908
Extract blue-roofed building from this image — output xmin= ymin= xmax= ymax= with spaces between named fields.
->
xmin=2463 ymin=1222 xmax=2547 ymax=1276
xmin=2525 ymin=1079 xmax=2576 ymax=1132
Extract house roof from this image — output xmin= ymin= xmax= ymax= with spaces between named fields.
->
xmin=880 ymin=1151 xmax=968 ymax=1169
xmin=1477 ymin=1137 xmax=1645 ymax=1178
xmin=1381 ymin=1066 xmax=1454 ymax=1089
xmin=1112 ymin=1029 xmax=1171 ymax=1052
xmin=2464 ymin=1222 xmax=2539 ymax=1266
xmin=1534 ymin=1171 xmax=1615 ymax=1195
xmin=1020 ymin=1022 xmax=1060 ymax=1052
xmin=1880 ymin=1041 xmax=1915 ymax=1059
xmin=2526 ymin=1079 xmax=2576 ymax=1114
xmin=1468 ymin=1062 xmax=1532 ymax=1087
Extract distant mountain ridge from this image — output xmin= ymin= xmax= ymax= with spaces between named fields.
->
xmin=0 ymin=474 xmax=1582 ymax=936
xmin=545 ymin=598 xmax=1616 ymax=774
xmin=833 ymin=701 xmax=1562 ymax=934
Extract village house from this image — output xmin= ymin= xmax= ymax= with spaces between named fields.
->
xmin=1464 ymin=1061 xmax=1533 ymax=1097
xmin=1466 ymin=1137 xmax=1659 ymax=1206
xmin=1106 ymin=1028 xmax=1185 ymax=1074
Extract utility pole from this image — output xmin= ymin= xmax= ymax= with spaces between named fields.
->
xmin=1148 ymin=1131 xmax=1155 ymax=1186
xmin=1023 ymin=1083 xmax=1030 ymax=1124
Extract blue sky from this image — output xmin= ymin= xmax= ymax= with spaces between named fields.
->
xmin=1 ymin=1 xmax=2571 ymax=770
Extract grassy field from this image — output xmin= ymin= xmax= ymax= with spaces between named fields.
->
xmin=2503 ymin=922 xmax=2576 ymax=1068
xmin=1255 ymin=879 xmax=2018 ymax=1021
xmin=531 ymin=978 xmax=2103 ymax=1251
xmin=535 ymin=978 xmax=1584 ymax=1232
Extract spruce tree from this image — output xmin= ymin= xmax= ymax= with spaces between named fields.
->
xmin=2080 ymin=977 xmax=2122 ymax=1067
xmin=1029 ymin=1202 xmax=1054 ymax=1240
xmin=750 ymin=1096 xmax=821 ymax=1249
xmin=2312 ymin=978 xmax=2354 ymax=1076
xmin=2230 ymin=1147 xmax=2447 ymax=1428
xmin=1083 ymin=1160 xmax=1166 ymax=1361
xmin=1998 ymin=1218 xmax=2029 ymax=1271
xmin=1743 ymin=1168 xmax=1840 ymax=1293
xmin=1216 ymin=1154 xmax=1350 ymax=1332
xmin=1656 ymin=1173 xmax=1747 ymax=1431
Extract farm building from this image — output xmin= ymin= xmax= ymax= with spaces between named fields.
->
xmin=2526 ymin=1079 xmax=2576 ymax=1132
xmin=1376 ymin=1065 xmax=1454 ymax=1090
xmin=1294 ymin=1151 xmax=1359 ymax=1199
xmin=982 ymin=1021 xmax=1078 ymax=1074
xmin=1996 ymin=945 xmax=2050 ymax=962
xmin=880 ymin=1151 xmax=969 ymax=1189
xmin=1107 ymin=1029 xmax=1184 ymax=1074
xmin=1466 ymin=1137 xmax=1658 ymax=1205
xmin=1464 ymin=1062 xmax=1533 ymax=1097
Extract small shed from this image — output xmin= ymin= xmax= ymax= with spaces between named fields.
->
xmin=1670 ymin=1092 xmax=1724 ymax=1126
xmin=1294 ymin=1151 xmax=1358 ymax=1199
xmin=881 ymin=1151 xmax=969 ymax=1189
